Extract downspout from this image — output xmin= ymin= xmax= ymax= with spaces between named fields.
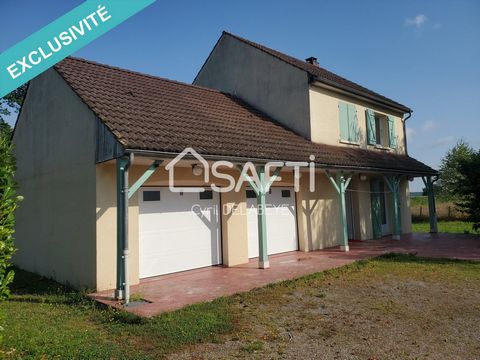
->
xmin=115 ymin=152 xmax=131 ymax=304
xmin=402 ymin=111 xmax=412 ymax=155
xmin=123 ymin=153 xmax=133 ymax=304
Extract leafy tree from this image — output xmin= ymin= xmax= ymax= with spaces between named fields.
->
xmin=435 ymin=140 xmax=475 ymax=199
xmin=0 ymin=120 xmax=11 ymax=140
xmin=0 ymin=84 xmax=27 ymax=118
xmin=454 ymin=150 xmax=480 ymax=232
xmin=0 ymin=86 xmax=25 ymax=343
xmin=0 ymin=84 xmax=27 ymax=139
xmin=0 ymin=136 xmax=20 ymax=300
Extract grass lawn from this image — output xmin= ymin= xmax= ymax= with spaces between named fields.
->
xmin=2 ymin=254 xmax=480 ymax=359
xmin=412 ymin=220 xmax=476 ymax=234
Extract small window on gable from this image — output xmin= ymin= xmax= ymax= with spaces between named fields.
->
xmin=246 ymin=189 xmax=256 ymax=198
xmin=281 ymin=190 xmax=291 ymax=198
xmin=199 ymin=190 xmax=213 ymax=200
xmin=143 ymin=190 xmax=160 ymax=201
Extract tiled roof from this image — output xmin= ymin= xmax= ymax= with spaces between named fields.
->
xmin=222 ymin=32 xmax=411 ymax=113
xmin=54 ymin=57 xmax=435 ymax=175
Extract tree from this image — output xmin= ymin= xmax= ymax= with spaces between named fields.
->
xmin=454 ymin=150 xmax=480 ymax=232
xmin=0 ymin=120 xmax=11 ymax=140
xmin=435 ymin=140 xmax=475 ymax=199
xmin=0 ymin=84 xmax=27 ymax=139
xmin=0 ymin=84 xmax=26 ymax=300
xmin=0 ymin=136 xmax=20 ymax=300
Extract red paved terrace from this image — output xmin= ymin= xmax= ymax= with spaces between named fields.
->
xmin=90 ymin=233 xmax=480 ymax=317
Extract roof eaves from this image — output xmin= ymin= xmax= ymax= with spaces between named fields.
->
xmin=311 ymin=78 xmax=412 ymax=113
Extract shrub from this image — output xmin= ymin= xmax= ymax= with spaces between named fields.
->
xmin=0 ymin=135 xmax=19 ymax=300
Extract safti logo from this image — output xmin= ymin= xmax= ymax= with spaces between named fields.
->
xmin=165 ymin=147 xmax=317 ymax=193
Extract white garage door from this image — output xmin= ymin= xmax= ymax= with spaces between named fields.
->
xmin=247 ymin=187 xmax=298 ymax=258
xmin=139 ymin=187 xmax=222 ymax=278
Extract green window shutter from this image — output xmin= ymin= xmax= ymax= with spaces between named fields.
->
xmin=365 ymin=109 xmax=376 ymax=145
xmin=347 ymin=104 xmax=359 ymax=142
xmin=338 ymin=102 xmax=349 ymax=141
xmin=370 ymin=180 xmax=382 ymax=239
xmin=388 ymin=115 xmax=397 ymax=148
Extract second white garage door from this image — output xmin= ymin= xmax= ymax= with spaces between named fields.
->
xmin=139 ymin=187 xmax=222 ymax=278
xmin=247 ymin=187 xmax=298 ymax=258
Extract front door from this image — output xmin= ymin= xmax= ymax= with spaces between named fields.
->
xmin=371 ymin=179 xmax=390 ymax=239
xmin=378 ymin=181 xmax=389 ymax=235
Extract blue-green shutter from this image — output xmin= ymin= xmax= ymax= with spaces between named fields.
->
xmin=388 ymin=115 xmax=397 ymax=148
xmin=365 ymin=109 xmax=376 ymax=145
xmin=339 ymin=102 xmax=349 ymax=141
xmin=347 ymin=104 xmax=359 ymax=142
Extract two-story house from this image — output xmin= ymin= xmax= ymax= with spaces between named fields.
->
xmin=12 ymin=32 xmax=437 ymax=302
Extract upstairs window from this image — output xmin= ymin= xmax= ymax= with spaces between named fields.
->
xmin=366 ymin=109 xmax=397 ymax=149
xmin=338 ymin=102 xmax=359 ymax=143
xmin=374 ymin=115 xmax=387 ymax=146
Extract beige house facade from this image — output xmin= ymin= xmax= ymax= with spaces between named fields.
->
xmin=13 ymin=32 xmax=437 ymax=298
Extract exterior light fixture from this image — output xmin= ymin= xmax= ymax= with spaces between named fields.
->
xmin=192 ymin=164 xmax=203 ymax=176
xmin=359 ymin=174 xmax=367 ymax=181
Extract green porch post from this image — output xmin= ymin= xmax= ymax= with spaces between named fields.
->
xmin=239 ymin=164 xmax=282 ymax=269
xmin=422 ymin=176 xmax=438 ymax=233
xmin=257 ymin=166 xmax=269 ymax=268
xmin=115 ymin=156 xmax=130 ymax=300
xmin=383 ymin=175 xmax=402 ymax=240
xmin=326 ymin=171 xmax=352 ymax=252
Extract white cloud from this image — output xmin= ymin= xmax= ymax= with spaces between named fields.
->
xmin=405 ymin=14 xmax=428 ymax=28
xmin=422 ymin=120 xmax=436 ymax=131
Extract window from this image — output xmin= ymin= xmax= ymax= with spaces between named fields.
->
xmin=246 ymin=189 xmax=256 ymax=199
xmin=374 ymin=115 xmax=386 ymax=146
xmin=281 ymin=190 xmax=291 ymax=198
xmin=199 ymin=190 xmax=213 ymax=200
xmin=366 ymin=109 xmax=397 ymax=149
xmin=143 ymin=190 xmax=160 ymax=201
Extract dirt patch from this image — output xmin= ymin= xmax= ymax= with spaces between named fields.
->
xmin=170 ymin=256 xmax=480 ymax=359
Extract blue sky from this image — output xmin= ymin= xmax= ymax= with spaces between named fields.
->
xmin=1 ymin=0 xmax=479 ymax=191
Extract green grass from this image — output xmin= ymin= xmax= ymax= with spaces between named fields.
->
xmin=412 ymin=220 xmax=477 ymax=234
xmin=1 ymin=255 xmax=480 ymax=359
xmin=0 ymin=269 xmax=232 ymax=359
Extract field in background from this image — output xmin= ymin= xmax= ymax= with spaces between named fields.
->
xmin=410 ymin=196 xmax=467 ymax=222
